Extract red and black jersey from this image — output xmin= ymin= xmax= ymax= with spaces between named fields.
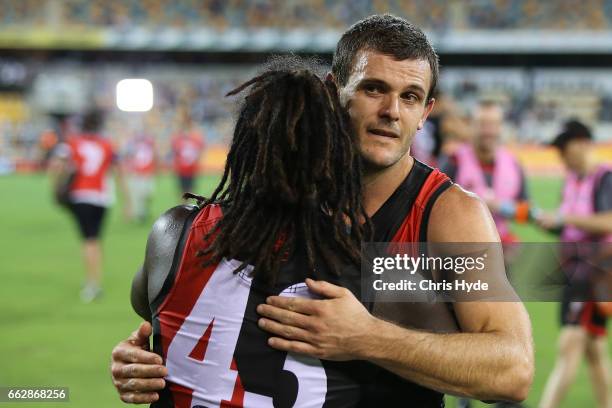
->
xmin=371 ymin=160 xmax=452 ymax=243
xmin=150 ymin=159 xmax=453 ymax=408
xmin=150 ymin=205 xmax=372 ymax=408
xmin=53 ymin=134 xmax=116 ymax=206
xmin=362 ymin=159 xmax=453 ymax=408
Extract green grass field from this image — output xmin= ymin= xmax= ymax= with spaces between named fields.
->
xmin=0 ymin=173 xmax=609 ymax=407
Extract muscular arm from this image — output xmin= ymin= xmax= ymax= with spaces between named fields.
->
xmin=113 ymin=205 xmax=194 ymax=403
xmin=361 ymin=186 xmax=533 ymax=401
xmin=130 ymin=205 xmax=196 ymax=321
xmin=258 ymin=186 xmax=534 ymax=402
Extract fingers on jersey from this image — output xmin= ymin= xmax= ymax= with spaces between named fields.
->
xmin=258 ymin=317 xmax=314 ymax=343
xmin=305 ymin=278 xmax=347 ymax=298
xmin=127 ymin=321 xmax=153 ymax=345
xmin=112 ymin=343 xmax=164 ymax=365
xmin=267 ymin=336 xmax=322 ymax=358
xmin=113 ymin=376 xmax=166 ymax=392
xmin=119 ymin=391 xmax=160 ymax=404
xmin=257 ymin=303 xmax=317 ymax=330
xmin=111 ymin=361 xmax=168 ymax=379
xmin=264 ymin=295 xmax=319 ymax=315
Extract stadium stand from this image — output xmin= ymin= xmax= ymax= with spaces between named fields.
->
xmin=2 ymin=0 xmax=612 ymax=31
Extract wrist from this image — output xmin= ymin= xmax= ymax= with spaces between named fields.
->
xmin=349 ymin=315 xmax=384 ymax=360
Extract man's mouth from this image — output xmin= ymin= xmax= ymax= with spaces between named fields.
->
xmin=367 ymin=128 xmax=400 ymax=138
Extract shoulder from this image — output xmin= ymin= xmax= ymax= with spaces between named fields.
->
xmin=142 ymin=205 xmax=200 ymax=305
xmin=147 ymin=205 xmax=198 ymax=252
xmin=427 ymin=184 xmax=500 ymax=242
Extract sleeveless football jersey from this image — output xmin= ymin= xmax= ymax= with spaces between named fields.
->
xmin=363 ymin=159 xmax=454 ymax=408
xmin=151 ymin=159 xmax=453 ymax=408
xmin=150 ymin=205 xmax=371 ymax=408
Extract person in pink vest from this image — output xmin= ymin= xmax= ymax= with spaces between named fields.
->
xmin=442 ymin=100 xmax=531 ymax=408
xmin=536 ymin=120 xmax=612 ymax=408
xmin=412 ymin=90 xmax=472 ymax=168
xmin=441 ymin=100 xmax=530 ymax=244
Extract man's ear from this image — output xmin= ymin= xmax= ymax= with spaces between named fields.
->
xmin=325 ymin=72 xmax=334 ymax=82
xmin=418 ymin=98 xmax=436 ymax=130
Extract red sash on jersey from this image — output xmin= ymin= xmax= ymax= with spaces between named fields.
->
xmin=391 ymin=167 xmax=451 ymax=243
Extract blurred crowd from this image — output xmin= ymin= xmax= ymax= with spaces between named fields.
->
xmin=2 ymin=0 xmax=612 ymax=171
xmin=2 ymin=0 xmax=612 ymax=31
xmin=0 ymin=69 xmax=245 ymax=173
xmin=2 ymin=63 xmax=612 ymax=174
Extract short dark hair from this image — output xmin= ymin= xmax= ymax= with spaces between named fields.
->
xmin=332 ymin=14 xmax=439 ymax=102
xmin=551 ymin=119 xmax=593 ymax=151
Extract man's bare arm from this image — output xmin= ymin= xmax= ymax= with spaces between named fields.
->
xmin=130 ymin=205 xmax=195 ymax=317
xmin=358 ymin=188 xmax=533 ymax=400
xmin=258 ymin=186 xmax=534 ymax=402
xmin=131 ymin=267 xmax=150 ymax=322
xmin=113 ymin=205 xmax=195 ymax=403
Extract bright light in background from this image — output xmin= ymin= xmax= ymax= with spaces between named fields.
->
xmin=116 ymin=79 xmax=153 ymax=112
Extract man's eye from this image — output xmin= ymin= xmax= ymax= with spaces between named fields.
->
xmin=364 ymin=85 xmax=381 ymax=94
xmin=402 ymin=94 xmax=418 ymax=103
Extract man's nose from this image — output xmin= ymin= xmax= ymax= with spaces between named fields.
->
xmin=379 ymin=94 xmax=400 ymax=121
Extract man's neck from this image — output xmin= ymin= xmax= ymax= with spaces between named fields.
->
xmin=362 ymin=154 xmax=414 ymax=217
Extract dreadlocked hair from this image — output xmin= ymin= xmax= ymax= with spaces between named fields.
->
xmin=200 ymin=64 xmax=372 ymax=284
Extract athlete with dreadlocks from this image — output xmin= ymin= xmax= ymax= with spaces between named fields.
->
xmin=125 ymin=63 xmax=374 ymax=407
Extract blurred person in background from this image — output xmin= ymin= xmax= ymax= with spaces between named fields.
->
xmin=536 ymin=120 xmax=612 ymax=408
xmin=38 ymin=127 xmax=58 ymax=169
xmin=412 ymin=89 xmax=471 ymax=168
xmin=170 ymin=109 xmax=205 ymax=196
xmin=441 ymin=100 xmax=533 ymax=408
xmin=441 ymin=100 xmax=532 ymax=244
xmin=49 ymin=110 xmax=129 ymax=302
xmin=122 ymin=132 xmax=157 ymax=223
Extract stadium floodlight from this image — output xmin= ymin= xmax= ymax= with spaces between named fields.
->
xmin=116 ymin=79 xmax=153 ymax=112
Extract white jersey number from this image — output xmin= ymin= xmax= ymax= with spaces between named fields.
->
xmin=77 ymin=141 xmax=105 ymax=176
xmin=165 ymin=260 xmax=326 ymax=408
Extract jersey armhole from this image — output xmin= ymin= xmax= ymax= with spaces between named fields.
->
xmin=418 ymin=180 xmax=453 ymax=242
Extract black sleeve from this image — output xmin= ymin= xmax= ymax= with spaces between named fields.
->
xmin=594 ymin=171 xmax=612 ymax=212
xmin=439 ymin=154 xmax=458 ymax=181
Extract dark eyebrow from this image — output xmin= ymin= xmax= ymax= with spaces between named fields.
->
xmin=357 ymin=78 xmax=390 ymax=91
xmin=358 ymin=78 xmax=426 ymax=99
xmin=401 ymin=84 xmax=426 ymax=99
